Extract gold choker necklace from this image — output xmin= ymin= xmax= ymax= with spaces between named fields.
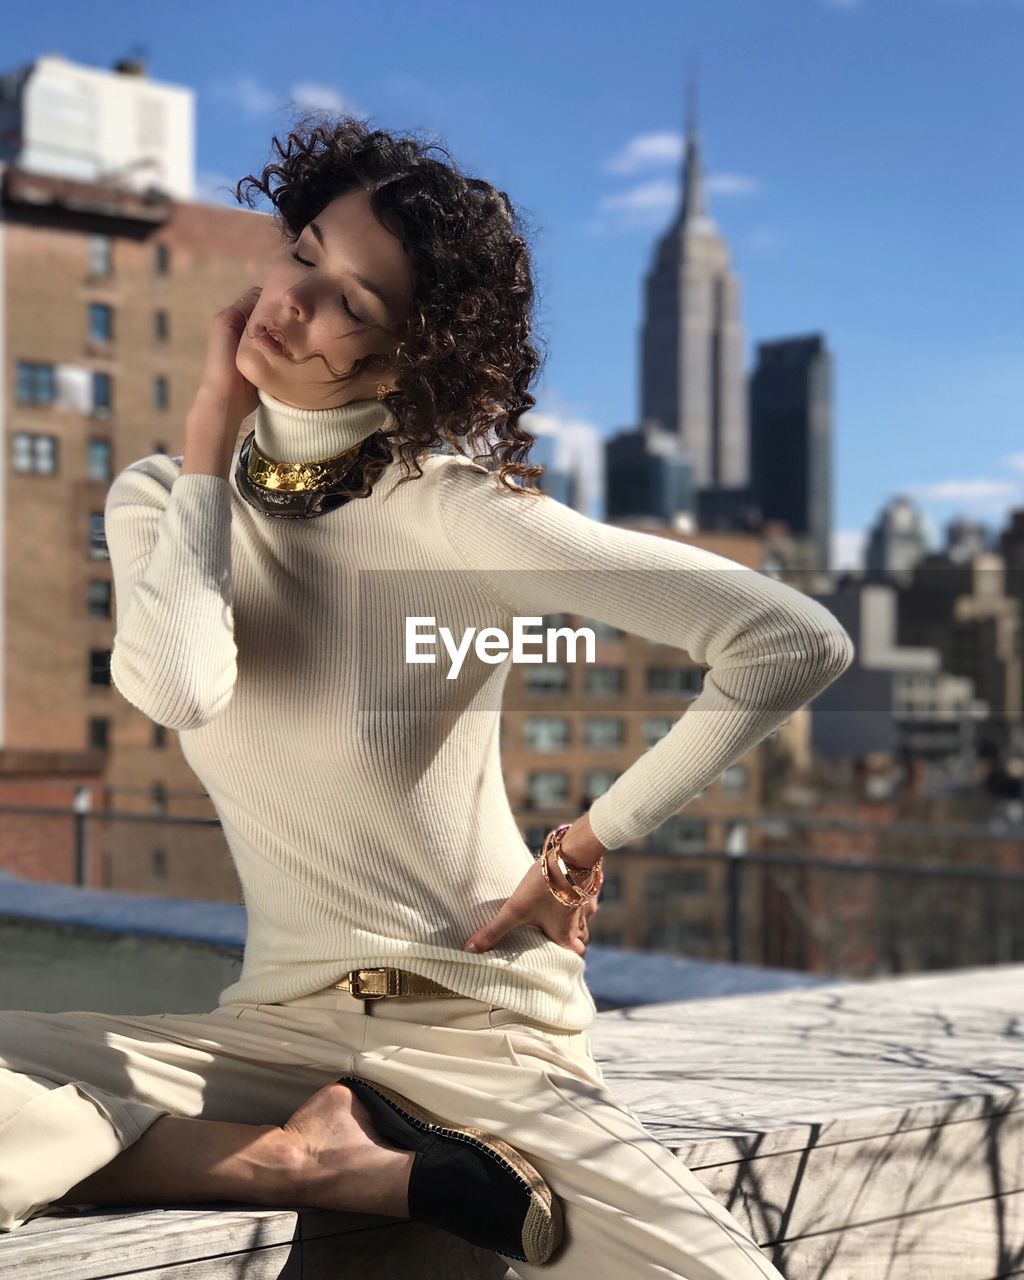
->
xmin=245 ymin=435 xmax=366 ymax=492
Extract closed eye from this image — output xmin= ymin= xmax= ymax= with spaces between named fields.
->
xmin=290 ymin=251 xmax=365 ymax=324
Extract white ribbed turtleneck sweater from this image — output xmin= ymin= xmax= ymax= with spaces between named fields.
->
xmin=104 ymin=387 xmax=855 ymax=1030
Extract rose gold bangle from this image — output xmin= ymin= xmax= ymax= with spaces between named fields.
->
xmin=549 ymin=823 xmax=604 ymax=896
xmin=539 ymin=824 xmax=604 ymax=907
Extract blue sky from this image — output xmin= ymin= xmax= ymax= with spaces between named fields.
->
xmin=12 ymin=0 xmax=1024 ymax=567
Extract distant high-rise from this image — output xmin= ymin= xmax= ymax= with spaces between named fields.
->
xmin=530 ymin=434 xmax=575 ymax=507
xmin=865 ymin=496 xmax=930 ymax=586
xmin=750 ymin=335 xmax=833 ymax=570
xmin=638 ymin=79 xmax=749 ymax=525
xmin=605 ymin=422 xmax=696 ymax=529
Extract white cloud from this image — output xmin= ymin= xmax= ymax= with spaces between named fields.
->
xmin=707 ymin=172 xmax=761 ymax=196
xmin=1002 ymin=452 xmax=1024 ymax=473
xmin=288 ymin=82 xmax=358 ymax=115
xmin=606 ymin=132 xmax=684 ymax=175
xmin=599 ymin=178 xmax=679 ymax=218
xmin=209 ymin=75 xmax=359 ymax=121
xmin=210 ymin=75 xmax=283 ymax=118
xmin=906 ymin=478 xmax=1018 ymax=503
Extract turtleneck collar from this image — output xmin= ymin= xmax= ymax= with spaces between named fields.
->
xmin=253 ymin=387 xmax=393 ymax=464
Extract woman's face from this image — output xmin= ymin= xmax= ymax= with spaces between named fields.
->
xmin=238 ymin=187 xmax=415 ymax=410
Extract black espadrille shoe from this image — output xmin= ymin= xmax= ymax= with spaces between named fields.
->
xmin=335 ymin=1074 xmax=563 ymax=1265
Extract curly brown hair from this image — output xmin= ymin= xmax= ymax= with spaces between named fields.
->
xmin=234 ymin=111 xmax=549 ymax=501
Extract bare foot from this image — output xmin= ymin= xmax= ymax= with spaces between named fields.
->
xmin=283 ymin=1081 xmax=415 ymax=1218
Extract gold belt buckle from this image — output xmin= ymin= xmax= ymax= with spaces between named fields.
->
xmin=348 ymin=967 xmax=392 ymax=1000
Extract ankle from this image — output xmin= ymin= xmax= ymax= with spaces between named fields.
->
xmin=300 ymin=1143 xmax=414 ymax=1218
xmin=250 ymin=1125 xmax=314 ymax=1207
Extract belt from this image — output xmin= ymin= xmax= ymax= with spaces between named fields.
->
xmin=331 ymin=967 xmax=465 ymax=1001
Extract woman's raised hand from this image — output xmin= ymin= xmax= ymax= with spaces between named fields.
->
xmin=194 ymin=285 xmax=263 ymax=430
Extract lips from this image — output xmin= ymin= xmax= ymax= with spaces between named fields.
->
xmin=256 ymin=324 xmax=290 ymax=356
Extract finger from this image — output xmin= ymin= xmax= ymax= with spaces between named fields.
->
xmin=223 ymin=287 xmax=262 ymax=322
xmin=555 ymin=912 xmax=586 ymax=953
xmin=463 ymin=903 xmax=520 ymax=954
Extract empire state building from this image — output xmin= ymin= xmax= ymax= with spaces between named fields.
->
xmin=639 ymin=87 xmax=755 ymax=529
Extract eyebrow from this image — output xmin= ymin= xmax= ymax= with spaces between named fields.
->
xmin=308 ymin=220 xmax=395 ymax=319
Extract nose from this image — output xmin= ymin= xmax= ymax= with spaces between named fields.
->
xmin=282 ymin=287 xmax=311 ymax=324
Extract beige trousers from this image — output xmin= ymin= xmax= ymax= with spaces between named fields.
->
xmin=0 ymin=987 xmax=785 ymax=1279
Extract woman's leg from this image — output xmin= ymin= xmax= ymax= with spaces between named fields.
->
xmin=0 ymin=1005 xmax=405 ymax=1231
xmin=349 ymin=998 xmax=785 ymax=1280
xmin=52 ymin=1101 xmax=413 ymax=1219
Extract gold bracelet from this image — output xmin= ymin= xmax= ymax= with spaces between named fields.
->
xmin=550 ymin=823 xmax=604 ymax=897
xmin=539 ymin=825 xmax=604 ymax=907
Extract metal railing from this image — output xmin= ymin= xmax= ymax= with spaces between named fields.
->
xmin=1 ymin=801 xmax=1022 ymax=980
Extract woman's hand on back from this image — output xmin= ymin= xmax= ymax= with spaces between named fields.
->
xmin=461 ymin=855 xmax=599 ymax=959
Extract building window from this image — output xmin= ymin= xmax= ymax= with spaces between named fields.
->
xmin=152 ymin=721 xmax=167 ymax=748
xmin=590 ymin=620 xmax=625 ymax=641
xmin=90 ymin=649 xmax=112 ymax=686
xmin=88 ymin=580 xmax=111 ymax=618
xmin=154 ymin=309 xmax=169 ymax=341
xmin=643 ymin=717 xmax=674 ymax=747
xmin=592 ymin=927 xmax=623 ymax=946
xmin=88 ymin=716 xmax=109 ymax=749
xmin=89 ymin=235 xmax=113 ymax=277
xmin=721 ymin=764 xmax=749 ymax=795
xmin=87 ymin=439 xmax=112 ymax=481
xmin=16 ymin=362 xmax=56 ymax=406
xmin=583 ymin=770 xmax=619 ymax=806
xmin=584 ymin=667 xmax=624 ymax=697
xmin=526 ymin=771 xmax=570 ymax=809
xmin=647 ymin=667 xmax=702 ymax=696
xmin=646 ymin=868 xmax=708 ymax=900
xmin=523 ymin=825 xmax=550 ymax=851
xmin=599 ymin=873 xmax=621 ymax=903
xmin=153 ymin=376 xmax=169 ymax=410
xmin=644 ymin=918 xmax=709 ymax=951
xmin=523 ymin=663 xmax=569 ymax=693
xmin=584 ymin=717 xmax=624 ymax=748
xmin=90 ymin=513 xmax=108 ymax=560
xmin=654 ymin=815 xmax=708 ymax=854
xmin=88 ymin=303 xmax=114 ymax=343
xmin=151 ymin=783 xmax=167 ymax=817
xmin=151 ymin=848 xmax=167 ymax=881
xmin=12 ymin=433 xmax=57 ymax=475
xmin=91 ymin=371 xmax=113 ymax=415
xmin=523 ymin=717 xmax=569 ymax=751
xmin=155 ymin=242 xmax=170 ymax=274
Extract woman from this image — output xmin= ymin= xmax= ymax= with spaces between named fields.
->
xmin=0 ymin=117 xmax=853 ymax=1276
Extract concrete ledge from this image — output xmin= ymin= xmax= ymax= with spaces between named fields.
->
xmin=1 ymin=965 xmax=1021 ymax=1277
xmin=0 ymin=1206 xmax=515 ymax=1279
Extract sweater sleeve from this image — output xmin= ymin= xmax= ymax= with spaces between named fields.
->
xmin=104 ymin=457 xmax=238 ymax=731
xmin=434 ymin=456 xmax=855 ymax=852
